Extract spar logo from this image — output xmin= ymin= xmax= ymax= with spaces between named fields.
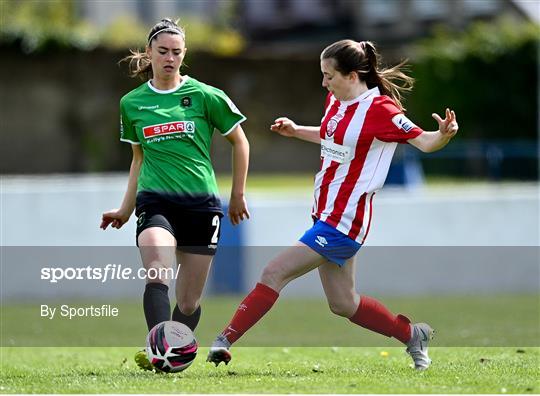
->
xmin=143 ymin=121 xmax=195 ymax=139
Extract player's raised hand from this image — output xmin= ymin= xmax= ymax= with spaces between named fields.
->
xmin=100 ymin=209 xmax=130 ymax=230
xmin=270 ymin=117 xmax=298 ymax=138
xmin=432 ymin=108 xmax=458 ymax=138
xmin=228 ymin=194 xmax=250 ymax=226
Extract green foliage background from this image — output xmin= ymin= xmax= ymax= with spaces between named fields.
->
xmin=0 ymin=2 xmax=537 ymax=177
xmin=2 ymin=2 xmax=536 ymax=142
xmin=0 ymin=0 xmax=244 ymax=55
xmin=408 ymin=18 xmax=539 ymax=140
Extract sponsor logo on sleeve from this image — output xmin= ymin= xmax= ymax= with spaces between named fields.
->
xmin=392 ymin=114 xmax=417 ymax=133
xmin=225 ymin=96 xmax=241 ymax=115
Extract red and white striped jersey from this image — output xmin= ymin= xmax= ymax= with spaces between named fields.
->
xmin=313 ymin=87 xmax=423 ymax=243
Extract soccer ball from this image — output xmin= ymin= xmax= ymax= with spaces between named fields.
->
xmin=146 ymin=321 xmax=198 ymax=373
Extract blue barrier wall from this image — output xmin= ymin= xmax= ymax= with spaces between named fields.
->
xmin=208 ymin=205 xmax=245 ymax=294
xmin=1 ymin=175 xmax=538 ymax=298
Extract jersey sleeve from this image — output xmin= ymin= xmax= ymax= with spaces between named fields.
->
xmin=204 ymin=88 xmax=246 ymax=136
xmin=119 ymin=100 xmax=140 ymax=145
xmin=373 ymin=98 xmax=423 ymax=143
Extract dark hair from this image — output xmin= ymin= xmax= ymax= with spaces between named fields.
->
xmin=321 ymin=39 xmax=413 ymax=110
xmin=120 ymin=18 xmax=185 ymax=81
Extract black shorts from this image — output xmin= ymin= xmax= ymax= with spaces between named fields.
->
xmin=135 ymin=205 xmax=223 ymax=256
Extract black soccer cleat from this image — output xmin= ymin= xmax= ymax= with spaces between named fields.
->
xmin=206 ymin=347 xmax=232 ymax=367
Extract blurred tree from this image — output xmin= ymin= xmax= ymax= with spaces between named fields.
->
xmin=0 ymin=0 xmax=244 ymax=55
xmin=408 ymin=17 xmax=539 ymax=140
xmin=0 ymin=0 xmax=99 ymax=52
xmin=179 ymin=16 xmax=244 ymax=56
xmin=100 ymin=15 xmax=148 ymax=49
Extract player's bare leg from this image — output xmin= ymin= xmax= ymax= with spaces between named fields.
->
xmin=318 ymin=257 xmax=359 ymax=317
xmin=135 ymin=227 xmax=176 ymax=371
xmin=207 ymin=244 xmax=325 ymax=366
xmin=173 ymin=251 xmax=213 ymax=330
xmin=319 ymin=257 xmax=434 ymax=370
xmin=174 ymin=252 xmax=212 ymax=316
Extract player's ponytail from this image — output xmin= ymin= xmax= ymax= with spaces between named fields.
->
xmin=321 ymin=39 xmax=414 ymax=111
xmin=121 ymin=49 xmax=153 ymax=81
xmin=120 ymin=18 xmax=185 ymax=81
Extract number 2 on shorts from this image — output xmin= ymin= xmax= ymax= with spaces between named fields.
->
xmin=211 ymin=215 xmax=220 ymax=244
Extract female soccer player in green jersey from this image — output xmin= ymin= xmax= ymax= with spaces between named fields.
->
xmin=100 ymin=18 xmax=250 ymax=370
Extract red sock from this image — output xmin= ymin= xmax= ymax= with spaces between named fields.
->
xmin=349 ymin=295 xmax=412 ymax=344
xmin=221 ymin=282 xmax=279 ymax=344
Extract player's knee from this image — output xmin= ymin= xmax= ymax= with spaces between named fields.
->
xmin=177 ymin=301 xmax=199 ymax=316
xmin=260 ymin=266 xmax=278 ymax=287
xmin=327 ymin=299 xmax=356 ymax=318
xmin=144 ymin=264 xmax=173 ymax=285
xmin=260 ymin=263 xmax=285 ymax=290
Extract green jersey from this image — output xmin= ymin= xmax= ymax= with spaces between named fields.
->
xmin=119 ymin=76 xmax=246 ymax=211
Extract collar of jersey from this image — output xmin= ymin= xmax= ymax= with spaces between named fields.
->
xmin=338 ymin=86 xmax=380 ymax=105
xmin=147 ymin=75 xmax=190 ymax=94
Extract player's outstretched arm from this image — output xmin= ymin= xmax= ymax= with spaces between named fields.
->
xmin=225 ymin=126 xmax=251 ymax=226
xmin=100 ymin=144 xmax=143 ymax=230
xmin=270 ymin=117 xmax=321 ymax=144
xmin=408 ymin=108 xmax=458 ymax=153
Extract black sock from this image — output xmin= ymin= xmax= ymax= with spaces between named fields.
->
xmin=143 ymin=282 xmax=171 ymax=331
xmin=172 ymin=304 xmax=201 ymax=331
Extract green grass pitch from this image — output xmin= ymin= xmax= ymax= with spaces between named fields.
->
xmin=1 ymin=346 xmax=538 ymax=393
xmin=1 ymin=295 xmax=539 ymax=393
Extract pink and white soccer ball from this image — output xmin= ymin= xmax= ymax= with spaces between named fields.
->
xmin=146 ymin=321 xmax=198 ymax=373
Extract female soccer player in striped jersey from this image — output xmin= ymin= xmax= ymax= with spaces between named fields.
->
xmin=208 ymin=39 xmax=458 ymax=371
xmin=99 ymin=18 xmax=250 ymax=370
